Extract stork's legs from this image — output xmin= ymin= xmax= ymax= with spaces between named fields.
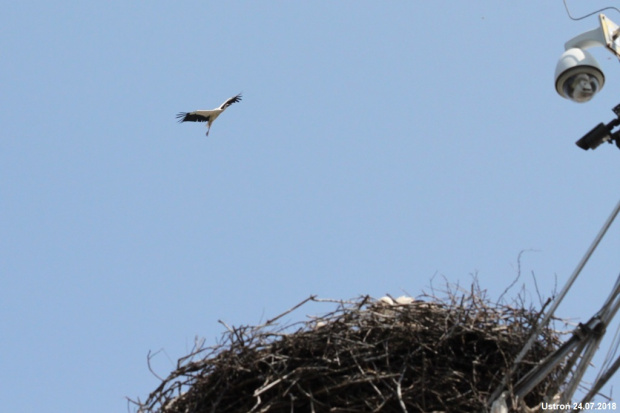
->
xmin=206 ymin=122 xmax=212 ymax=137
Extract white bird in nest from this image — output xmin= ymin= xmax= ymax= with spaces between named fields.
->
xmin=176 ymin=93 xmax=242 ymax=136
xmin=378 ymin=296 xmax=395 ymax=306
xmin=395 ymin=296 xmax=415 ymax=305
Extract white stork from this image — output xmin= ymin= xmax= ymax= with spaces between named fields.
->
xmin=176 ymin=93 xmax=242 ymax=136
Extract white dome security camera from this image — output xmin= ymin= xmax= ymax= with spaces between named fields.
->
xmin=554 ymin=14 xmax=620 ymax=103
xmin=555 ymin=48 xmax=605 ymax=103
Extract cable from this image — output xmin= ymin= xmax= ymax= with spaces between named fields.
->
xmin=599 ymin=321 xmax=620 ymax=381
xmin=563 ymin=0 xmax=620 ymax=21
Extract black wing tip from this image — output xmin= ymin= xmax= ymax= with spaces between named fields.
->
xmin=228 ymin=93 xmax=242 ymax=104
xmin=219 ymin=93 xmax=243 ymax=110
xmin=177 ymin=112 xmax=210 ymax=123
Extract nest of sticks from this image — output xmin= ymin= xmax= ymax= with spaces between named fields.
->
xmin=132 ymin=286 xmax=563 ymax=412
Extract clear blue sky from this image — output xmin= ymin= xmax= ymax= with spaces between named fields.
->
xmin=2 ymin=2 xmax=620 ymax=412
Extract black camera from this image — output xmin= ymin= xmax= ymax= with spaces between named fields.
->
xmin=576 ymin=103 xmax=620 ymax=150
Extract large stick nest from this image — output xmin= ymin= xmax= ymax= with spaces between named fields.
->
xmin=132 ymin=287 xmax=563 ymax=412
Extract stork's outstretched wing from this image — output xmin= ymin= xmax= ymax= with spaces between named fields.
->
xmin=219 ymin=93 xmax=242 ymax=110
xmin=176 ymin=112 xmax=211 ymax=123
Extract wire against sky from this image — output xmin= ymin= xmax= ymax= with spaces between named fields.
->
xmin=562 ymin=0 xmax=620 ymax=21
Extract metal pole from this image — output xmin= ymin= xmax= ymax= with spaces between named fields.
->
xmin=575 ymin=272 xmax=620 ymax=405
xmin=528 ymin=198 xmax=620 ymax=358
xmin=488 ymin=198 xmax=620 ymax=406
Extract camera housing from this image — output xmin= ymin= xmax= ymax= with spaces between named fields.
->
xmin=555 ymin=48 xmax=605 ymax=103
xmin=554 ymin=14 xmax=620 ymax=103
xmin=575 ymin=103 xmax=620 ymax=150
xmin=576 ymin=122 xmax=612 ymax=149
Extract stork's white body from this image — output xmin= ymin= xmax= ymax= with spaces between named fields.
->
xmin=177 ymin=93 xmax=242 ymax=136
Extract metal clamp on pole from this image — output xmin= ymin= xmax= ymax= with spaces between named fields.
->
xmin=512 ymin=315 xmax=607 ymax=400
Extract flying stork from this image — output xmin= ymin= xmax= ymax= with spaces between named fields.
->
xmin=176 ymin=93 xmax=242 ymax=136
